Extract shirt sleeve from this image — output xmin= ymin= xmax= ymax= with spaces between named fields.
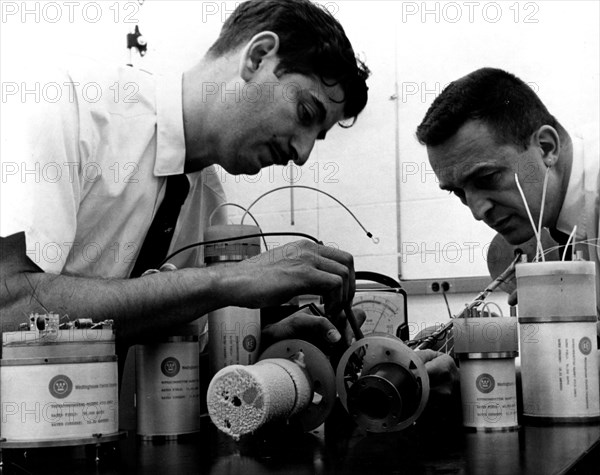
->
xmin=0 ymin=65 xmax=82 ymax=273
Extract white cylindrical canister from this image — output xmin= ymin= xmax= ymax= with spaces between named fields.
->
xmin=0 ymin=329 xmax=118 ymax=443
xmin=454 ymin=316 xmax=519 ymax=431
xmin=135 ymin=338 xmax=200 ymax=439
xmin=205 ymin=225 xmax=262 ymax=376
xmin=516 ymin=261 xmax=599 ymax=421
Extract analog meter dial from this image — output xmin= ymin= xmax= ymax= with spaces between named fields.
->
xmin=352 ymin=290 xmax=407 ymax=339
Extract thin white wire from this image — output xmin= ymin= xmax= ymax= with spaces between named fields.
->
xmin=538 ymin=237 xmax=600 ymax=261
xmin=514 ymin=173 xmax=545 ymax=262
xmin=480 ymin=301 xmax=505 ymax=318
xmin=536 ymin=167 xmax=550 ymax=261
xmin=562 ymin=225 xmax=578 ymax=261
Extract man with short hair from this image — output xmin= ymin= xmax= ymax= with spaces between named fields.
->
xmin=416 ymin=67 xmax=599 ymax=313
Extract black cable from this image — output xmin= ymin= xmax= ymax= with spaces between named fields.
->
xmin=157 ymin=232 xmax=322 ymax=268
xmin=441 ymin=289 xmax=453 ymax=320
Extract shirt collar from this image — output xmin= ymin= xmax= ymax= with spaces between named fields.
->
xmin=154 ymin=72 xmax=186 ymax=176
xmin=555 ymin=134 xmax=586 ymax=238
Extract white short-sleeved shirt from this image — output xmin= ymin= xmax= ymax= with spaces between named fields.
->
xmin=0 ymin=60 xmax=226 ymax=278
xmin=555 ymin=124 xmax=600 ymax=307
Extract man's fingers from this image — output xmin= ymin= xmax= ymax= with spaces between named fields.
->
xmin=327 ymin=247 xmax=355 ymax=301
xmin=416 ymin=350 xmax=459 ymax=396
xmin=415 ymin=349 xmax=440 ymax=364
xmin=261 ymin=310 xmax=342 ymax=352
xmin=313 ymin=305 xmax=366 ymax=346
xmin=236 ymin=240 xmax=355 ymax=310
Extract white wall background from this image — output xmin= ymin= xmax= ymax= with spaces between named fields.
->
xmin=2 ymin=0 xmax=598 ymax=332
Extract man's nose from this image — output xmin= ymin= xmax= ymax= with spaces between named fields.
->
xmin=466 ymin=190 xmax=493 ymax=221
xmin=290 ymin=133 xmax=317 ymax=166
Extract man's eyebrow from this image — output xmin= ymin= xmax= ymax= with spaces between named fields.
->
xmin=438 ymin=163 xmax=497 ymax=191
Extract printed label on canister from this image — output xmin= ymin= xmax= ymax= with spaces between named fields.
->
xmin=136 ymin=342 xmax=200 ymax=437
xmin=520 ymin=322 xmax=600 ymax=418
xmin=0 ymin=361 xmax=118 ymax=441
xmin=208 ymin=307 xmax=261 ymax=375
xmin=460 ymin=359 xmax=518 ymax=429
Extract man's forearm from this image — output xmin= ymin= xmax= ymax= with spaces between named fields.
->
xmin=0 ymin=268 xmax=227 ymax=341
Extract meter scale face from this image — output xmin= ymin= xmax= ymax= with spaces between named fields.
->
xmin=352 ymin=291 xmax=405 ymax=337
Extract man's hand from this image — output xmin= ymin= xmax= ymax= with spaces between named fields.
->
xmin=260 ymin=305 xmax=366 ymax=353
xmin=225 ymin=240 xmax=355 ymax=313
xmin=415 ymin=349 xmax=459 ymax=396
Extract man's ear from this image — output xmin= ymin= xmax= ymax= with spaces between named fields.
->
xmin=239 ymin=31 xmax=280 ymax=82
xmin=534 ymin=125 xmax=560 ymax=168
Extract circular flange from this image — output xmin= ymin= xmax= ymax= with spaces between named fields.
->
xmin=336 ymin=333 xmax=430 ymax=432
xmin=259 ymin=339 xmax=336 ymax=432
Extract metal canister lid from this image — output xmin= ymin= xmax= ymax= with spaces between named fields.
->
xmin=203 ymin=224 xmax=261 ymax=264
xmin=453 ymin=317 xmax=518 ymax=356
xmin=515 ymin=261 xmax=597 ymax=319
xmin=515 ymin=261 xmax=596 ymax=278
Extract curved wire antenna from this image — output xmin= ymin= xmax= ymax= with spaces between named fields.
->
xmin=208 ymin=202 xmax=268 ymax=250
xmin=240 ymin=185 xmax=379 ymax=244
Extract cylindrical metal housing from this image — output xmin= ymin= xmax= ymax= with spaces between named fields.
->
xmin=205 ymin=224 xmax=262 ymax=376
xmin=0 ymin=329 xmax=119 ymax=444
xmin=454 ymin=316 xmax=519 ymax=432
xmin=516 ymin=261 xmax=599 ymax=422
xmin=136 ymin=338 xmax=200 ymax=439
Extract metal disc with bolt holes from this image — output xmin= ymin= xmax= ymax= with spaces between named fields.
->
xmin=258 ymin=339 xmax=336 ymax=432
xmin=336 ymin=333 xmax=430 ymax=433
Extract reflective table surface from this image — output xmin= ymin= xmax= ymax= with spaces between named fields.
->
xmin=2 ymin=399 xmax=599 ymax=475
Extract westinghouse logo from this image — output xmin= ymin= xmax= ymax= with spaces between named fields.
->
xmin=48 ymin=374 xmax=73 ymax=399
xmin=243 ymin=335 xmax=257 ymax=353
xmin=161 ymin=357 xmax=180 ymax=378
xmin=476 ymin=373 xmax=495 ymax=394
xmin=579 ymin=337 xmax=593 ymax=356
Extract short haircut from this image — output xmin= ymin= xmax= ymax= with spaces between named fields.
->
xmin=207 ymin=0 xmax=369 ymax=125
xmin=416 ymin=67 xmax=563 ymax=150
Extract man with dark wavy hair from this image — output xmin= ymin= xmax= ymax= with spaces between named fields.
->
xmin=2 ymin=0 xmax=456 ymax=399
xmin=1 ymin=0 xmax=369 ymax=345
xmin=417 ymin=67 xmax=599 ymax=311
